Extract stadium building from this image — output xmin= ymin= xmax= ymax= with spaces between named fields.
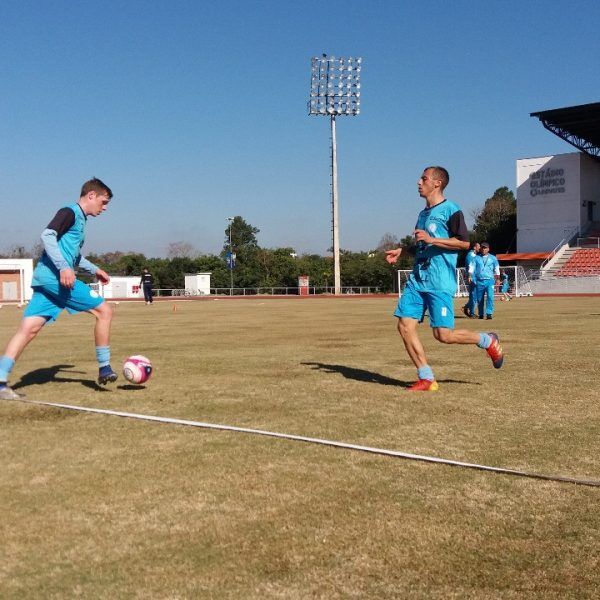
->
xmin=500 ymin=102 xmax=600 ymax=292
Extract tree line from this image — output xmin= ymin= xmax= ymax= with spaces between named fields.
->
xmin=1 ymin=188 xmax=516 ymax=292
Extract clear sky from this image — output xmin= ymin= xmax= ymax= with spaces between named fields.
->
xmin=2 ymin=0 xmax=599 ymax=257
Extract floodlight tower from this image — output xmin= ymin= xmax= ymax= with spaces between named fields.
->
xmin=227 ymin=217 xmax=234 ymax=294
xmin=308 ymin=54 xmax=362 ymax=295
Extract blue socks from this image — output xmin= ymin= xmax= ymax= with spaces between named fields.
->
xmin=417 ymin=365 xmax=435 ymax=381
xmin=477 ymin=333 xmax=492 ymax=349
xmin=95 ymin=346 xmax=111 ymax=368
xmin=0 ymin=356 xmax=15 ymax=384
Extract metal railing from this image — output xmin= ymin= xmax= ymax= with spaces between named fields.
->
xmin=150 ymin=286 xmax=384 ymax=297
xmin=209 ymin=286 xmax=383 ymax=296
xmin=576 ymin=237 xmax=600 ymax=248
xmin=540 ymin=238 xmax=567 ymax=272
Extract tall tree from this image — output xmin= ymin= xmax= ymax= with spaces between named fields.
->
xmin=222 ymin=216 xmax=259 ymax=256
xmin=167 ymin=242 xmax=197 ymax=259
xmin=221 ymin=216 xmax=261 ymax=287
xmin=376 ymin=233 xmax=400 ymax=252
xmin=472 ymin=187 xmax=517 ymax=253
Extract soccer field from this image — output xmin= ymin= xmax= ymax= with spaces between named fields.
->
xmin=1 ymin=296 xmax=599 ymax=598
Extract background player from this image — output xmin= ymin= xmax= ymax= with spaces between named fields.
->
xmin=499 ymin=269 xmax=512 ymax=301
xmin=385 ymin=166 xmax=504 ymax=391
xmin=0 ymin=178 xmax=117 ymax=400
xmin=469 ymin=242 xmax=500 ymax=319
xmin=462 ymin=241 xmax=480 ymax=318
xmin=140 ymin=268 xmax=155 ymax=305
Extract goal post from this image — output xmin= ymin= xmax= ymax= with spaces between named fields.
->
xmin=0 ymin=262 xmax=28 ymax=306
xmin=397 ymin=265 xmax=533 ymax=297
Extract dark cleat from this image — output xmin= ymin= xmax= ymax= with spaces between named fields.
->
xmin=98 ymin=366 xmax=118 ymax=385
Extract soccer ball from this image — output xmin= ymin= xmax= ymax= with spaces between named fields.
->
xmin=123 ymin=355 xmax=153 ymax=384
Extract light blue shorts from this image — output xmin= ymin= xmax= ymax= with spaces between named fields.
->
xmin=24 ymin=280 xmax=104 ymax=323
xmin=394 ymin=285 xmax=455 ymax=329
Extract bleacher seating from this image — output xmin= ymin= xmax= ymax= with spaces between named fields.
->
xmin=557 ymin=248 xmax=600 ymax=277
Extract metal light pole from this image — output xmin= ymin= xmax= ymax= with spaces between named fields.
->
xmin=227 ymin=217 xmax=234 ymax=295
xmin=308 ymin=54 xmax=362 ymax=295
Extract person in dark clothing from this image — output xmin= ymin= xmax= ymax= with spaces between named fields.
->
xmin=140 ymin=268 xmax=154 ymax=305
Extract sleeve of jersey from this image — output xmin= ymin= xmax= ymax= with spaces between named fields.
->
xmin=40 ymin=229 xmax=70 ymax=271
xmin=494 ymin=258 xmax=500 ymax=275
xmin=448 ymin=210 xmax=469 ymax=241
xmin=41 ymin=208 xmax=76 ymax=272
xmin=46 ymin=207 xmax=75 ymax=238
xmin=77 ymin=256 xmax=99 ymax=276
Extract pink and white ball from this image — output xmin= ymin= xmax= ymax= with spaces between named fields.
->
xmin=123 ymin=355 xmax=153 ymax=384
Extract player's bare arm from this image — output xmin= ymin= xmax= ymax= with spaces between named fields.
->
xmin=385 ymin=248 xmax=403 ymax=264
xmin=96 ymin=269 xmax=110 ymax=285
xmin=414 ymin=229 xmax=469 ymax=251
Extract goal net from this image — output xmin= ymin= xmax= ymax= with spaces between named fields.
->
xmin=397 ymin=266 xmax=533 ymax=297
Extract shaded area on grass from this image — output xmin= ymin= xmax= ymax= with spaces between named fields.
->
xmin=302 ymin=362 xmax=478 ymax=387
xmin=12 ymin=364 xmax=108 ymax=392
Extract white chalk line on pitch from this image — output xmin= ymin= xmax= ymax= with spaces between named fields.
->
xmin=10 ymin=397 xmax=600 ymax=488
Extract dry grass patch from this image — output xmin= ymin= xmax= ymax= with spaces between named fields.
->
xmin=1 ymin=296 xmax=600 ymax=598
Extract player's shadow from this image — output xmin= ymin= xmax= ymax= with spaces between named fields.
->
xmin=302 ymin=362 xmax=410 ymax=387
xmin=12 ymin=364 xmax=109 ymax=392
xmin=302 ymin=362 xmax=478 ymax=388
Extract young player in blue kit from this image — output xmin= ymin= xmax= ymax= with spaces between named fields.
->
xmin=386 ymin=167 xmax=504 ymax=391
xmin=462 ymin=241 xmax=480 ymax=318
xmin=499 ymin=270 xmax=512 ymax=301
xmin=0 ymin=178 xmax=117 ymax=400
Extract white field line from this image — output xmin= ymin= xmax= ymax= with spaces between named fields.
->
xmin=12 ymin=398 xmax=600 ymax=488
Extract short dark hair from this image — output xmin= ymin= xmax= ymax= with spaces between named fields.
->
xmin=470 ymin=241 xmax=480 ymax=250
xmin=80 ymin=177 xmax=113 ymax=199
xmin=425 ymin=166 xmax=449 ymax=190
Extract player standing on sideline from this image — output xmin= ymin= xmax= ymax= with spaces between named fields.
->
xmin=0 ymin=178 xmax=117 ymax=400
xmin=469 ymin=242 xmax=500 ymax=319
xmin=462 ymin=241 xmax=480 ymax=318
xmin=385 ymin=167 xmax=504 ymax=392
xmin=140 ymin=268 xmax=154 ymax=305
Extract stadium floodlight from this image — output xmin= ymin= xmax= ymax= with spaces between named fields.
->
xmin=227 ymin=217 xmax=234 ymax=294
xmin=308 ymin=54 xmax=362 ymax=295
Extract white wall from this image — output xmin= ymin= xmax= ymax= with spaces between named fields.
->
xmin=99 ymin=276 xmax=142 ymax=299
xmin=0 ymin=258 xmax=34 ymax=301
xmin=184 ymin=273 xmax=211 ymax=295
xmin=516 ymin=153 xmax=581 ymax=252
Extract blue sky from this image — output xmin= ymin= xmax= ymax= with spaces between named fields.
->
xmin=1 ymin=0 xmax=599 ymax=257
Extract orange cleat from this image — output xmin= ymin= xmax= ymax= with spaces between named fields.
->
xmin=407 ymin=379 xmax=439 ymax=392
xmin=487 ymin=333 xmax=504 ymax=369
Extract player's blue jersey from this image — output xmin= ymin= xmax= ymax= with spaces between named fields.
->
xmin=465 ymin=250 xmax=477 ymax=271
xmin=32 ymin=204 xmax=87 ymax=286
xmin=500 ymin=273 xmax=509 ymax=292
xmin=408 ymin=199 xmax=467 ymax=294
xmin=472 ymin=254 xmax=500 ymax=282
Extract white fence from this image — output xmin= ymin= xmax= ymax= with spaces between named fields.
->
xmin=152 ymin=286 xmax=383 ymax=297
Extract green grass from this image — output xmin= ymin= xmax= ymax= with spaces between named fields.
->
xmin=1 ymin=296 xmax=600 ymax=598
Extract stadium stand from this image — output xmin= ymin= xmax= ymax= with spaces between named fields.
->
xmin=557 ymin=248 xmax=600 ymax=276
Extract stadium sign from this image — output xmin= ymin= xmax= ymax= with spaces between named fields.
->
xmin=529 ymin=167 xmax=566 ymax=197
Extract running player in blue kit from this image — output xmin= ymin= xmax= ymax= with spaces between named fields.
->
xmin=0 ymin=178 xmax=117 ymax=400
xmin=386 ymin=167 xmax=504 ymax=391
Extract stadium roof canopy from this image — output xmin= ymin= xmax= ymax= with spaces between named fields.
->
xmin=531 ymin=102 xmax=600 ymax=160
